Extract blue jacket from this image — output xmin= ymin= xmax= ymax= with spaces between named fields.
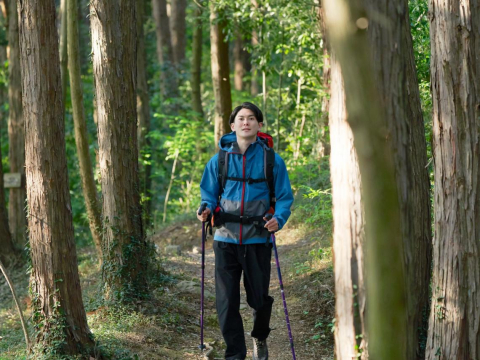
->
xmin=200 ymin=132 xmax=294 ymax=245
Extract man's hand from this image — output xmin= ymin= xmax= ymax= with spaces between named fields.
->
xmin=197 ymin=207 xmax=211 ymax=222
xmin=263 ymin=216 xmax=278 ymax=232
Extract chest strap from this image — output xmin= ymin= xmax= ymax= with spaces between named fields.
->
xmin=225 ymin=177 xmax=268 ymax=184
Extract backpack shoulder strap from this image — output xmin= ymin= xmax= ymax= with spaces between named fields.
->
xmin=264 ymin=146 xmax=276 ymax=206
xmin=217 ymin=149 xmax=228 ymax=199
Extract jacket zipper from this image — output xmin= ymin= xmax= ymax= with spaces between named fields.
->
xmin=239 ymin=153 xmax=246 ymax=245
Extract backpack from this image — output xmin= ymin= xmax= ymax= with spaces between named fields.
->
xmin=217 ymin=132 xmax=276 ymax=209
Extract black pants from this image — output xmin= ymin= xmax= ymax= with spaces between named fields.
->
xmin=213 ymin=241 xmax=274 ymax=360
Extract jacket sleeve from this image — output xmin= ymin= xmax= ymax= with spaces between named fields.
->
xmin=273 ymin=154 xmax=293 ymax=230
xmin=199 ymin=154 xmax=220 ymax=213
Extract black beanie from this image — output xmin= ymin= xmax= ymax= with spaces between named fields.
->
xmin=229 ymin=102 xmax=264 ymax=124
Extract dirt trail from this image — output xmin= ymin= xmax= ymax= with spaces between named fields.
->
xmin=152 ymin=221 xmax=334 ymax=360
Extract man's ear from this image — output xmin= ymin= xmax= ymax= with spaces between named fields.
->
xmin=258 ymin=122 xmax=263 ymax=130
xmin=230 ymin=123 xmax=235 ymax=131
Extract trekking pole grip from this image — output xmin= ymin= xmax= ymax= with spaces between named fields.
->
xmin=198 ymin=202 xmax=207 ymax=216
xmin=265 ymin=213 xmax=274 ymax=233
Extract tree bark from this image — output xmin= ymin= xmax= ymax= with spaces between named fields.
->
xmin=0 ymin=9 xmax=17 ymax=267
xmin=152 ymin=0 xmax=176 ymax=96
xmin=234 ymin=35 xmax=249 ymax=91
xmin=191 ymin=1 xmax=203 ymax=117
xmin=18 ymin=0 xmax=94 ymax=355
xmin=250 ymin=0 xmax=259 ymax=96
xmin=210 ymin=0 xmax=232 ymax=148
xmin=0 ymin=135 xmax=17 ymax=268
xmin=137 ymin=0 xmax=153 ymax=227
xmin=59 ymin=0 xmax=68 ymax=105
xmin=323 ymin=0 xmax=407 ymax=359
xmin=365 ymin=1 xmax=432 ymax=358
xmin=329 ymin=55 xmax=367 ymax=359
xmin=68 ymin=0 xmax=103 ymax=258
xmin=7 ymin=0 xmax=26 ymax=249
xmin=316 ymin=4 xmax=331 ymax=158
xmin=169 ymin=0 xmax=186 ymax=66
xmin=426 ymin=0 xmax=480 ymax=358
xmin=90 ymin=0 xmax=149 ymax=302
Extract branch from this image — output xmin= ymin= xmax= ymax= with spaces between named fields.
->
xmin=0 ymin=259 xmax=30 ymax=351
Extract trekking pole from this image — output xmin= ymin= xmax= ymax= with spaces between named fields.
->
xmin=198 ymin=203 xmax=208 ymax=352
xmin=265 ymin=214 xmax=296 ymax=360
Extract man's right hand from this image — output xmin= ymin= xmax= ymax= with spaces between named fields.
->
xmin=197 ymin=207 xmax=211 ymax=222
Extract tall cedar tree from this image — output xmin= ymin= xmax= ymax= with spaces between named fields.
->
xmin=68 ymin=0 xmax=103 ymax=257
xmin=137 ymin=0 xmax=153 ymax=227
xmin=234 ymin=35 xmax=250 ymax=91
xmin=17 ymin=0 xmax=94 ymax=354
xmin=7 ymin=0 xmax=26 ymax=249
xmin=315 ymin=5 xmax=331 ymax=158
xmin=191 ymin=1 xmax=204 ymax=117
xmin=426 ymin=0 xmax=480 ymax=358
xmin=250 ymin=0 xmax=259 ymax=95
xmin=210 ymin=0 xmax=232 ymax=148
xmin=170 ymin=0 xmax=187 ymax=65
xmin=329 ymin=55 xmax=368 ymax=359
xmin=59 ymin=0 xmax=67 ymax=105
xmin=0 ymin=18 xmax=16 ymax=266
xmin=0 ymin=41 xmax=17 ymax=266
xmin=0 ymin=160 xmax=17 ymax=267
xmin=323 ymin=0 xmax=407 ymax=358
xmin=90 ymin=0 xmax=149 ymax=302
xmin=366 ymin=0 xmax=432 ymax=358
xmin=152 ymin=0 xmax=176 ymax=96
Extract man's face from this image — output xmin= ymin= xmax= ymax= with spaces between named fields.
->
xmin=230 ymin=108 xmax=263 ymax=140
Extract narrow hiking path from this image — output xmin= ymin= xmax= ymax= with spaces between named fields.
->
xmin=0 ymin=219 xmax=334 ymax=359
xmin=152 ymin=220 xmax=334 ymax=360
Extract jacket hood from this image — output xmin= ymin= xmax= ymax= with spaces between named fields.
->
xmin=218 ymin=131 xmax=264 ymax=151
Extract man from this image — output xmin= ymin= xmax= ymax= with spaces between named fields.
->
xmin=197 ymin=102 xmax=294 ymax=360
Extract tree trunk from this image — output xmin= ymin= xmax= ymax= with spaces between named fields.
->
xmin=7 ymin=0 xmax=26 ymax=250
xmin=250 ymin=0 xmax=259 ymax=96
xmin=90 ymin=0 xmax=149 ymax=302
xmin=0 ymin=6 xmax=18 ymax=267
xmin=323 ymin=0 xmax=407 ymax=359
xmin=329 ymin=55 xmax=368 ymax=359
xmin=169 ymin=0 xmax=186 ymax=66
xmin=234 ymin=35 xmax=249 ymax=91
xmin=59 ymin=0 xmax=68 ymax=105
xmin=137 ymin=0 xmax=153 ymax=228
xmin=152 ymin=0 xmax=176 ymax=97
xmin=18 ymin=0 xmax=94 ymax=355
xmin=319 ymin=5 xmax=330 ymax=116
xmin=191 ymin=1 xmax=203 ymax=117
xmin=68 ymin=0 xmax=103 ymax=258
xmin=210 ymin=0 xmax=232 ymax=148
xmin=426 ymin=1 xmax=480 ymax=358
xmin=365 ymin=1 xmax=432 ymax=358
xmin=0 ymin=128 xmax=17 ymax=268
xmin=316 ymin=4 xmax=330 ymax=158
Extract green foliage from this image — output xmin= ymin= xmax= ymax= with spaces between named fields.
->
xmin=29 ymin=286 xmax=95 ymax=360
xmin=87 ymin=305 xmax=152 ymax=359
xmin=147 ymin=113 xmax=214 ymax=223
xmin=289 ymin=157 xmax=332 ymax=233
xmin=409 ymin=0 xmax=433 ymax=163
xmin=30 ymin=300 xmax=69 ymax=359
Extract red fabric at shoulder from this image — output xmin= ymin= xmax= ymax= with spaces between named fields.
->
xmin=257 ymin=131 xmax=274 ymax=148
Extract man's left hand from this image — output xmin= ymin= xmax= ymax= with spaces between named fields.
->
xmin=263 ymin=216 xmax=279 ymax=232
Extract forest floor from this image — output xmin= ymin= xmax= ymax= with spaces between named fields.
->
xmin=0 ymin=218 xmax=334 ymax=359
